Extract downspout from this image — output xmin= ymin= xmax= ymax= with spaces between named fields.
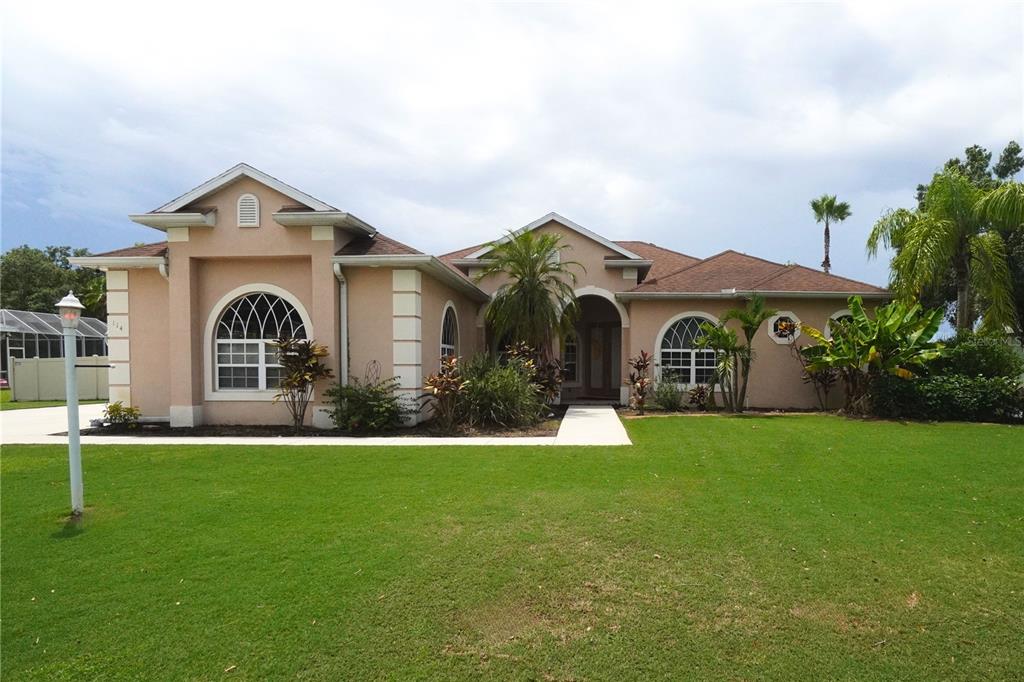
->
xmin=332 ymin=263 xmax=349 ymax=385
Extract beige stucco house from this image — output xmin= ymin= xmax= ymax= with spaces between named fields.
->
xmin=72 ymin=163 xmax=888 ymax=427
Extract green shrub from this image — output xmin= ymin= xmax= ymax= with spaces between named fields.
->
xmin=460 ymin=352 xmax=545 ymax=427
xmin=423 ymin=356 xmax=465 ymax=434
xmin=652 ymin=382 xmax=685 ymax=411
xmin=103 ymin=401 xmax=140 ymax=429
xmin=931 ymin=333 xmax=1024 ymax=379
xmin=688 ymin=384 xmax=712 ymax=412
xmin=872 ymin=374 xmax=1023 ymax=423
xmin=324 ymin=374 xmax=408 ymax=433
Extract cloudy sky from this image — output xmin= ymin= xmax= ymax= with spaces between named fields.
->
xmin=3 ymin=2 xmax=1021 ymax=287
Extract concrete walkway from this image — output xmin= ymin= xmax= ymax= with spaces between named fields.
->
xmin=1 ymin=403 xmax=631 ymax=447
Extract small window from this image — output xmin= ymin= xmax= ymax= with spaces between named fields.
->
xmin=237 ymin=193 xmax=260 ymax=227
xmin=767 ymin=312 xmax=801 ymax=344
xmin=562 ymin=331 xmax=578 ymax=382
xmin=440 ymin=305 xmax=458 ymax=361
xmin=825 ymin=309 xmax=854 ymax=339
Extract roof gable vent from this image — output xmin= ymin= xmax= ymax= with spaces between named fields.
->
xmin=237 ymin=193 xmax=260 ymax=227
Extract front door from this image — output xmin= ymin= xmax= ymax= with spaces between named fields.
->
xmin=585 ymin=324 xmax=619 ymax=398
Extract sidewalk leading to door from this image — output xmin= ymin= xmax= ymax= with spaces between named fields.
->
xmin=1 ymin=403 xmax=632 ymax=446
xmin=554 ymin=405 xmax=632 ymax=445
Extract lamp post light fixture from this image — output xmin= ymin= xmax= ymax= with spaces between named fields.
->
xmin=57 ymin=290 xmax=85 ymax=516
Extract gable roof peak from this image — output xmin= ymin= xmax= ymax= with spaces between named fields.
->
xmin=465 ymin=211 xmax=642 ymax=260
xmin=153 ymin=162 xmax=336 ymax=214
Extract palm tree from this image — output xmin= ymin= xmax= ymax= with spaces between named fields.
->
xmin=475 ymin=230 xmax=584 ymax=359
xmin=722 ymin=294 xmax=777 ymax=409
xmin=868 ymin=170 xmax=1016 ymax=333
xmin=810 ymin=194 xmax=852 ymax=274
xmin=696 ymin=294 xmax=776 ymax=412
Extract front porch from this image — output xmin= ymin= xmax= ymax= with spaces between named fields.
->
xmin=560 ymin=294 xmax=628 ymax=404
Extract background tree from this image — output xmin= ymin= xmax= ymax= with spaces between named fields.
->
xmin=868 ymin=170 xmax=1016 ymax=333
xmin=908 ymin=141 xmax=1024 ymax=332
xmin=0 ymin=245 xmax=105 ymax=318
xmin=476 ymin=231 xmax=583 ymax=359
xmin=810 ymin=194 xmax=851 ymax=274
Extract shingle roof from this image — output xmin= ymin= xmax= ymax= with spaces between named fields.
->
xmin=631 ymin=249 xmax=887 ymax=294
xmin=439 ymin=243 xmax=485 ymax=263
xmin=92 ymin=242 xmax=169 ymax=258
xmin=612 ymin=241 xmax=700 ymax=280
xmin=336 ymin=233 xmax=423 ymax=256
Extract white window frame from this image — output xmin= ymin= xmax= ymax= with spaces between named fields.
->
xmin=767 ymin=311 xmax=801 ymax=345
xmin=655 ymin=312 xmax=720 ymax=387
xmin=237 ymin=193 xmax=260 ymax=227
xmin=202 ymin=284 xmax=313 ymax=401
xmin=440 ymin=301 xmax=459 ymax=363
xmin=214 ymin=339 xmax=284 ymax=392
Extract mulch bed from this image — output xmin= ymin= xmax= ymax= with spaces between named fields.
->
xmin=79 ymin=405 xmax=567 ymax=438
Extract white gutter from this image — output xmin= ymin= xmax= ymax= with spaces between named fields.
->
xmin=332 ymin=263 xmax=349 ymax=386
xmin=604 ymin=259 xmax=653 ymax=268
xmin=273 ymin=211 xmax=377 ymax=237
xmin=68 ymin=256 xmax=167 ymax=270
xmin=331 ymin=254 xmax=490 ymax=302
xmin=616 ymin=289 xmax=890 ymax=300
xmin=128 ymin=212 xmax=216 ymax=230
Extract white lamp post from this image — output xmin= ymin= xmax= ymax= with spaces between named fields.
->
xmin=57 ymin=290 xmax=85 ymax=516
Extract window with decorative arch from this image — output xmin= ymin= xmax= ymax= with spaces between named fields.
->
xmin=440 ymin=304 xmax=459 ymax=361
xmin=825 ymin=309 xmax=854 ymax=339
xmin=659 ymin=315 xmax=717 ymax=385
xmin=214 ymin=292 xmax=306 ymax=390
xmin=237 ymin=193 xmax=260 ymax=227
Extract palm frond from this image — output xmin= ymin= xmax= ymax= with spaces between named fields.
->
xmin=476 ymin=230 xmax=586 ymax=353
xmin=867 ymin=208 xmax=916 ymax=257
xmin=889 ymin=214 xmax=959 ymax=301
xmin=969 ymin=231 xmax=1017 ymax=332
xmin=976 ymin=181 xmax=1024 ymax=232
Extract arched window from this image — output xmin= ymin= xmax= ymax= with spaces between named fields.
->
xmin=237 ymin=193 xmax=260 ymax=227
xmin=659 ymin=315 xmax=716 ymax=385
xmin=215 ymin=292 xmax=306 ymax=390
xmin=825 ymin=309 xmax=854 ymax=339
xmin=562 ymin=331 xmax=578 ymax=382
xmin=440 ymin=304 xmax=458 ymax=360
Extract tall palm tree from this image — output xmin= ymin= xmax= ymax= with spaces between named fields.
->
xmin=868 ymin=170 xmax=1016 ymax=333
xmin=475 ymin=230 xmax=584 ymax=358
xmin=810 ymin=194 xmax=852 ymax=274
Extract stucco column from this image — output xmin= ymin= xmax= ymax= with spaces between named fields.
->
xmin=105 ymin=270 xmax=131 ymax=406
xmin=392 ymin=269 xmax=423 ymax=426
xmin=619 ymin=300 xmax=632 ymax=404
xmin=168 ymin=255 xmax=202 ymax=427
xmin=309 ymin=243 xmax=339 ymax=429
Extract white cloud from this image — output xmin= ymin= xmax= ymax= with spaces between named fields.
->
xmin=2 ymin=1 xmax=1021 ymax=286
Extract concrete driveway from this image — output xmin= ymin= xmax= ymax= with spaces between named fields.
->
xmin=1 ymin=403 xmax=108 ymax=445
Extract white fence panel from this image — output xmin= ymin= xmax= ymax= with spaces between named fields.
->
xmin=10 ymin=356 xmax=109 ymax=401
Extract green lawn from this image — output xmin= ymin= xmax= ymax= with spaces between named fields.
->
xmin=0 ymin=388 xmax=105 ymax=411
xmin=2 ymin=416 xmax=1022 ymax=680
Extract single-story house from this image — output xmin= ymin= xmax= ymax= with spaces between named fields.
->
xmin=71 ymin=163 xmax=888 ymax=427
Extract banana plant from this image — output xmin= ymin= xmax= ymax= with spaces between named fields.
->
xmin=800 ymin=296 xmax=945 ymax=413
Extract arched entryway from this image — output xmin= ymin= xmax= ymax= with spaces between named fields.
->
xmin=561 ymin=294 xmax=623 ymax=402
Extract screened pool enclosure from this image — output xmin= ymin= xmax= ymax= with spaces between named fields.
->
xmin=1 ymin=309 xmax=107 ymax=383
